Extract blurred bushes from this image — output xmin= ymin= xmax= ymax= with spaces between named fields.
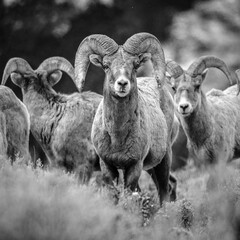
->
xmin=168 ymin=0 xmax=240 ymax=69
xmin=0 ymin=157 xmax=240 ymax=239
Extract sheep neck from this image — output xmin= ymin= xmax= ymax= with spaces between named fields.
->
xmin=23 ymin=86 xmax=63 ymax=113
xmin=181 ymin=92 xmax=213 ymax=148
xmin=103 ymin=88 xmax=139 ymax=144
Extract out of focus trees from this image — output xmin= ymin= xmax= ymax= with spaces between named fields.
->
xmin=1 ymin=0 xmax=201 ymax=93
xmin=169 ymin=0 xmax=240 ymax=69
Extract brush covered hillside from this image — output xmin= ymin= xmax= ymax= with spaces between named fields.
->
xmin=0 ymin=156 xmax=240 ymax=240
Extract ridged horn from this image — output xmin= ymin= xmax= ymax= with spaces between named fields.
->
xmin=37 ymin=56 xmax=75 ymax=84
xmin=1 ymin=57 xmax=34 ymax=85
xmin=74 ymin=34 xmax=119 ymax=92
xmin=187 ymin=56 xmax=233 ymax=85
xmin=166 ymin=59 xmax=184 ymax=79
xmin=235 ymin=69 xmax=240 ymax=95
xmin=123 ymin=32 xmax=166 ymax=86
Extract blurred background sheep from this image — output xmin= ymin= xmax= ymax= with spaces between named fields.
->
xmin=0 ymin=86 xmax=30 ymax=162
xmin=1 ymin=0 xmax=240 ymax=167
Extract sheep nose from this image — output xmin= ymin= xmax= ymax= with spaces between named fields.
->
xmin=117 ymin=79 xmax=128 ymax=87
xmin=179 ymin=103 xmax=189 ymax=112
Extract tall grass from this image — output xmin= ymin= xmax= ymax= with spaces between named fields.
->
xmin=0 ymin=157 xmax=240 ymax=240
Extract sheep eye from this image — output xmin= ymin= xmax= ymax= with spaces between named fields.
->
xmin=172 ymin=86 xmax=177 ymax=93
xmin=134 ymin=60 xmax=140 ymax=69
xmin=194 ymin=84 xmax=201 ymax=91
xmin=102 ymin=63 xmax=109 ymax=70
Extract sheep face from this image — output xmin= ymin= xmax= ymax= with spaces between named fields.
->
xmin=172 ymin=73 xmax=206 ymax=117
xmin=90 ymin=49 xmax=151 ymax=98
xmin=167 ymin=56 xmax=233 ymax=118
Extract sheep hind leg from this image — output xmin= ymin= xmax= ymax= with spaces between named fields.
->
xmin=147 ymin=169 xmax=176 ymax=202
xmin=152 ymin=150 xmax=171 ymax=206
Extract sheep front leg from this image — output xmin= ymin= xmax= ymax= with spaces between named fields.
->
xmin=100 ymin=158 xmax=119 ymax=186
xmin=124 ymin=162 xmax=142 ymax=192
xmin=77 ymin=162 xmax=94 ymax=184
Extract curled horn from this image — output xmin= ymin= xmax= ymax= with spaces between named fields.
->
xmin=123 ymin=32 xmax=166 ymax=86
xmin=74 ymin=34 xmax=119 ymax=92
xmin=166 ymin=59 xmax=184 ymax=79
xmin=235 ymin=69 xmax=240 ymax=95
xmin=37 ymin=56 xmax=75 ymax=84
xmin=187 ymin=55 xmax=233 ymax=85
xmin=1 ymin=58 xmax=34 ymax=85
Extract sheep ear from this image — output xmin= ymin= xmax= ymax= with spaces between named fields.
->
xmin=201 ymin=69 xmax=208 ymax=81
xmin=10 ymin=73 xmax=25 ymax=87
xmin=139 ymin=53 xmax=151 ymax=64
xmin=165 ymin=71 xmax=172 ymax=84
xmin=48 ymin=70 xmax=63 ymax=86
xmin=193 ymin=70 xmax=208 ymax=87
xmin=89 ymin=54 xmax=103 ymax=67
xmin=166 ymin=72 xmax=176 ymax=88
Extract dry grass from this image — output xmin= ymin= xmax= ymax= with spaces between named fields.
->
xmin=0 ymin=157 xmax=240 ymax=240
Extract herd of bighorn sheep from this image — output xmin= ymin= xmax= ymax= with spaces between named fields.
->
xmin=1 ymin=32 xmax=240 ymax=207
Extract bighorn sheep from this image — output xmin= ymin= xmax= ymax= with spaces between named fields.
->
xmin=2 ymin=57 xmax=102 ymax=182
xmin=74 ymin=33 xmax=178 ymax=205
xmin=0 ymin=85 xmax=30 ymax=162
xmin=166 ymin=56 xmax=240 ymax=166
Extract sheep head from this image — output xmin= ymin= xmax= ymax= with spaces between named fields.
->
xmin=166 ymin=56 xmax=233 ymax=117
xmin=2 ymin=57 xmax=75 ymax=93
xmin=74 ymin=33 xmax=166 ymax=97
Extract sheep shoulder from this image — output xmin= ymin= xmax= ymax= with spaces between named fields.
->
xmin=137 ymin=77 xmax=168 ymax=147
xmin=138 ymin=77 xmax=175 ymax=135
xmin=63 ymin=91 xmax=102 ymax=108
xmin=206 ymin=89 xmax=224 ymax=98
xmin=53 ymin=91 xmax=102 ymax=132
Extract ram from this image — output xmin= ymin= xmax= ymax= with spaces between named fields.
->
xmin=74 ymin=33 xmax=178 ymax=205
xmin=2 ymin=57 xmax=102 ymax=183
xmin=0 ymin=85 xmax=30 ymax=163
xmin=166 ymin=56 xmax=240 ymax=167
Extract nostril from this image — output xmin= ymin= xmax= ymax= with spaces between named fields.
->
xmin=180 ymin=103 xmax=189 ymax=111
xmin=117 ymin=79 xmax=128 ymax=87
